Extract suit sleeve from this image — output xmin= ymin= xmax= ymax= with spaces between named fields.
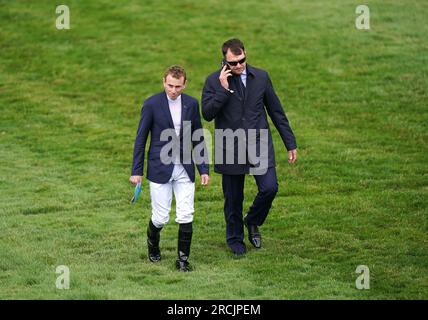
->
xmin=192 ymin=101 xmax=210 ymax=176
xmin=201 ymin=76 xmax=231 ymax=121
xmin=263 ymin=74 xmax=297 ymax=151
xmin=131 ymin=102 xmax=153 ymax=176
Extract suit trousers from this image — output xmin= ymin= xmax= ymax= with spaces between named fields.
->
xmin=222 ymin=167 xmax=278 ymax=247
xmin=149 ymin=164 xmax=195 ymax=228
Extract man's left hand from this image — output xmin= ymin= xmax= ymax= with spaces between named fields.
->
xmin=288 ymin=149 xmax=297 ymax=164
xmin=201 ymin=174 xmax=210 ymax=186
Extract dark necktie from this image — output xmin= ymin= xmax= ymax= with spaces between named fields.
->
xmin=234 ymin=75 xmax=245 ymax=99
xmin=240 ymin=76 xmax=246 ymax=93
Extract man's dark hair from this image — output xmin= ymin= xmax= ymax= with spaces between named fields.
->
xmin=222 ymin=38 xmax=245 ymax=57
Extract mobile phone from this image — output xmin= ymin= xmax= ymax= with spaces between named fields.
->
xmin=221 ymin=59 xmax=230 ymax=70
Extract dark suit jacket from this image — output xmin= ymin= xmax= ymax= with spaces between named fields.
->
xmin=201 ymin=64 xmax=297 ymax=175
xmin=131 ymin=92 xmax=209 ymax=183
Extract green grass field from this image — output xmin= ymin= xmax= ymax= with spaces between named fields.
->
xmin=0 ymin=0 xmax=427 ymax=299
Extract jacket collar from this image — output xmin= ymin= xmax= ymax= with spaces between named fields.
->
xmin=245 ymin=64 xmax=256 ymax=78
xmin=160 ymin=92 xmax=189 ymax=129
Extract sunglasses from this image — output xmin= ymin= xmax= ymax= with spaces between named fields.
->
xmin=226 ymin=56 xmax=246 ymax=66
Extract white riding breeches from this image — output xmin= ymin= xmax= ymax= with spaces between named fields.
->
xmin=149 ymin=164 xmax=195 ymax=228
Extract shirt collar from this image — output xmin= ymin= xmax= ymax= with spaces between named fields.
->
xmin=167 ymin=94 xmax=181 ymax=103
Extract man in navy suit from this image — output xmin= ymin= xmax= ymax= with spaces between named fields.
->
xmin=130 ymin=65 xmax=209 ymax=271
xmin=202 ymin=39 xmax=297 ymax=256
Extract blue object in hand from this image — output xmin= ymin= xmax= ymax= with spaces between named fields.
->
xmin=131 ymin=182 xmax=142 ymax=203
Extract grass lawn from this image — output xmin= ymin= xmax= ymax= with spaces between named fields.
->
xmin=0 ymin=0 xmax=427 ymax=299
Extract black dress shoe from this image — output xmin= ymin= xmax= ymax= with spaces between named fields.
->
xmin=230 ymin=243 xmax=246 ymax=257
xmin=245 ymin=221 xmax=262 ymax=248
xmin=233 ymin=250 xmax=246 ymax=258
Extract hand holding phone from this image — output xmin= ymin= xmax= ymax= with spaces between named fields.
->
xmin=219 ymin=60 xmax=232 ymax=90
xmin=221 ymin=59 xmax=231 ymax=70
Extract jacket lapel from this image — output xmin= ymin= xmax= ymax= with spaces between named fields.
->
xmin=229 ymin=76 xmax=244 ymax=103
xmin=180 ymin=94 xmax=190 ymax=137
xmin=161 ymin=92 xmax=175 ymax=129
xmin=243 ymin=65 xmax=252 ymax=104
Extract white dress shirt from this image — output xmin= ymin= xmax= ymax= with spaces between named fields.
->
xmin=167 ymin=95 xmax=182 ymax=137
xmin=240 ymin=68 xmax=247 ymax=87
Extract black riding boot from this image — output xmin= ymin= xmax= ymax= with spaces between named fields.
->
xmin=147 ymin=220 xmax=162 ymax=262
xmin=176 ymin=222 xmax=193 ymax=272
